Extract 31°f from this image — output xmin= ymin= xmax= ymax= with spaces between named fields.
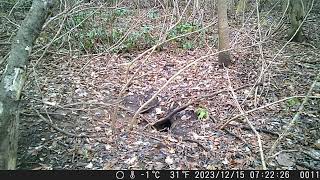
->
xmin=170 ymin=171 xmax=190 ymax=179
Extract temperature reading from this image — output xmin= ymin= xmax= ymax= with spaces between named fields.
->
xmin=145 ymin=171 xmax=160 ymax=179
xmin=170 ymin=171 xmax=190 ymax=179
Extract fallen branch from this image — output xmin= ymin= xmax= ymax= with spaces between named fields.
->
xmin=152 ymin=84 xmax=252 ymax=129
xmin=269 ymin=71 xmax=320 ymax=155
xmin=152 ymin=101 xmax=192 ymax=129
xmin=129 ymin=43 xmax=260 ymax=130
xmin=0 ymin=0 xmax=54 ymax=169
xmin=225 ymin=68 xmax=267 ymax=170
xmin=113 ymin=22 xmax=217 ymax=131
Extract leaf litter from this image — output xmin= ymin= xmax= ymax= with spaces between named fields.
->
xmin=7 ymin=5 xmax=320 ymax=170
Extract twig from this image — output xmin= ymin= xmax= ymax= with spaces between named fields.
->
xmin=1 ymin=15 xmax=20 ymax=27
xmin=219 ymin=95 xmax=320 ymax=130
xmin=129 ymin=43 xmax=260 ymax=130
xmin=223 ymin=128 xmax=247 ymax=144
xmin=34 ymin=109 xmax=96 ymax=138
xmin=269 ymin=0 xmax=289 ymax=36
xmin=231 ymin=0 xmax=314 ymax=126
xmin=114 ymin=21 xmax=217 ymax=131
xmin=182 ymin=138 xmax=209 ymax=152
xmin=152 ymin=84 xmax=252 ymax=127
xmin=152 ymin=101 xmax=192 ymax=128
xmin=42 ymin=1 xmax=85 ymax=29
xmin=255 ymin=0 xmax=266 ymax=107
xmin=0 ymin=52 xmax=10 ymax=65
xmin=8 ymin=0 xmax=20 ymax=16
xmin=31 ymin=1 xmax=114 ymax=56
xmin=269 ymin=71 xmax=320 ymax=155
xmin=0 ymin=42 xmax=11 ymax=45
xmin=225 ymin=68 xmax=267 ymax=170
xmin=296 ymin=161 xmax=318 ymax=170
xmin=266 ymin=149 xmax=298 ymax=160
xmin=228 ymin=124 xmax=279 ymax=137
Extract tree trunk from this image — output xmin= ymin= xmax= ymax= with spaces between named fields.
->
xmin=0 ymin=0 xmax=53 ymax=169
xmin=217 ymin=0 xmax=231 ymax=67
xmin=286 ymin=0 xmax=305 ymax=42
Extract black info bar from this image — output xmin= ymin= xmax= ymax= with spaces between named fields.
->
xmin=0 ymin=170 xmax=319 ymax=180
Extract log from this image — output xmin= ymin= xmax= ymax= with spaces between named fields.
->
xmin=0 ymin=0 xmax=53 ymax=169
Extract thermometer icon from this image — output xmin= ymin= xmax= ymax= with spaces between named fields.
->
xmin=130 ymin=171 xmax=135 ymax=179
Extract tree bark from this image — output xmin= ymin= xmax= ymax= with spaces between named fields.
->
xmin=217 ymin=0 xmax=231 ymax=67
xmin=0 ymin=0 xmax=53 ymax=169
xmin=286 ymin=0 xmax=305 ymax=42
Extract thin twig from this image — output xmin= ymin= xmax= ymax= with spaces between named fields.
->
xmin=228 ymin=124 xmax=279 ymax=137
xmin=182 ymin=138 xmax=209 ymax=152
xmin=0 ymin=52 xmax=10 ymax=65
xmin=219 ymin=95 xmax=320 ymax=130
xmin=230 ymin=0 xmax=314 ymax=127
xmin=269 ymin=71 xmax=320 ymax=155
xmin=153 ymin=84 xmax=252 ymax=127
xmin=223 ymin=128 xmax=247 ymax=144
xmin=129 ymin=43 xmax=260 ymax=130
xmin=34 ymin=109 xmax=96 ymax=138
xmin=266 ymin=149 xmax=298 ymax=160
xmin=255 ymin=0 xmax=266 ymax=107
xmin=225 ymin=68 xmax=267 ymax=170
xmin=31 ymin=1 xmax=117 ymax=56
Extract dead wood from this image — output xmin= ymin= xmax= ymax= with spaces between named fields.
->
xmin=0 ymin=0 xmax=54 ymax=169
xmin=152 ymin=84 xmax=253 ymax=130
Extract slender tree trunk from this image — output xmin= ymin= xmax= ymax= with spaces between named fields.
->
xmin=286 ymin=0 xmax=305 ymax=42
xmin=0 ymin=0 xmax=53 ymax=169
xmin=217 ymin=0 xmax=231 ymax=67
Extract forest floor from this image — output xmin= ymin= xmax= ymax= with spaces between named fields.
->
xmin=17 ymin=38 xmax=320 ymax=170
xmin=1 ymin=3 xmax=320 ymax=170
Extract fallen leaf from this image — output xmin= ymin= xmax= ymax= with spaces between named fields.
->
xmin=125 ymin=155 xmax=138 ymax=165
xmin=155 ymin=108 xmax=165 ymax=115
xmin=105 ymin=144 xmax=112 ymax=150
xmin=85 ymin=162 xmax=93 ymax=169
xmin=192 ymin=132 xmax=207 ymax=140
xmin=165 ymin=156 xmax=174 ymax=165
xmin=167 ymin=136 xmax=178 ymax=142
xmin=222 ymin=157 xmax=229 ymax=165
xmin=276 ymin=153 xmax=295 ymax=167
